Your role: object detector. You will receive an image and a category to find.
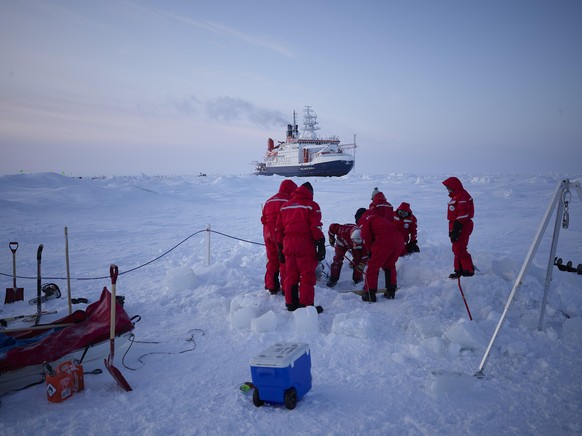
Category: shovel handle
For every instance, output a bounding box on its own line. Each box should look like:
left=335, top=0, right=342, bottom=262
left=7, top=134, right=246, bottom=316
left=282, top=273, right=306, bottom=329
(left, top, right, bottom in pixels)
left=110, top=264, right=118, bottom=285
left=9, top=243, right=18, bottom=288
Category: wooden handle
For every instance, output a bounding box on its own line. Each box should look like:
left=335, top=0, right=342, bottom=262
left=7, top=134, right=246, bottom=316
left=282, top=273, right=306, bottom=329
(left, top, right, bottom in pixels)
left=1, top=323, right=74, bottom=334
left=109, top=264, right=118, bottom=340
left=110, top=264, right=118, bottom=285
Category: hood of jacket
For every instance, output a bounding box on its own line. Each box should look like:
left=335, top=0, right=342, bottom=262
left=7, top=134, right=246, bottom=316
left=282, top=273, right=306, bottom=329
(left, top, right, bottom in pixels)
left=396, top=202, right=411, bottom=213
left=371, top=191, right=387, bottom=206
left=278, top=179, right=297, bottom=196
left=292, top=184, right=314, bottom=201
left=442, top=177, right=463, bottom=195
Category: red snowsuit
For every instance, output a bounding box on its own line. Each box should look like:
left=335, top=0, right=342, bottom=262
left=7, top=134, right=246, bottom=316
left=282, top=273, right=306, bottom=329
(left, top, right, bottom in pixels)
left=327, top=223, right=368, bottom=284
left=369, top=192, right=394, bottom=222
left=393, top=202, right=418, bottom=256
left=276, top=184, right=324, bottom=307
left=261, top=179, right=297, bottom=292
left=442, top=177, right=474, bottom=275
left=357, top=211, right=403, bottom=291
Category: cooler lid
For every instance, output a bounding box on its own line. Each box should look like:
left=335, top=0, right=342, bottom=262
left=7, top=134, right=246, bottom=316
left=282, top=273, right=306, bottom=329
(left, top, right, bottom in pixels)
left=250, top=342, right=309, bottom=368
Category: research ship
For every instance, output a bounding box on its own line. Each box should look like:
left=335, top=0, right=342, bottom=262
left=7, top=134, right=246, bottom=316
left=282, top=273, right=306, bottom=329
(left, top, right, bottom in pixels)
left=253, top=106, right=355, bottom=177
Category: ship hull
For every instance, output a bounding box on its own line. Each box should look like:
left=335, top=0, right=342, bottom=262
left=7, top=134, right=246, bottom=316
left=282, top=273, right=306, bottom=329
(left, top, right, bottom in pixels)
left=257, top=159, right=354, bottom=177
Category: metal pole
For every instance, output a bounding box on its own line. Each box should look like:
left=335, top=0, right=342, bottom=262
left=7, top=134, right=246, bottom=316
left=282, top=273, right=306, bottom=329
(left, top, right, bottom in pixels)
left=538, top=181, right=568, bottom=330
left=206, top=224, right=211, bottom=266
left=475, top=180, right=564, bottom=377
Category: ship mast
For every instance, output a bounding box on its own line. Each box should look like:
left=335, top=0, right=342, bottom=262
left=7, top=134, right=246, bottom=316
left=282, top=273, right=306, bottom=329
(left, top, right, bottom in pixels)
left=300, top=106, right=320, bottom=140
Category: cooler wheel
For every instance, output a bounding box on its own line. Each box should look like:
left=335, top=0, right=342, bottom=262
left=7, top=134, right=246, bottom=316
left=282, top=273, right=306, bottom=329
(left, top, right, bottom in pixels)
left=284, top=387, right=297, bottom=410
left=252, top=388, right=264, bottom=407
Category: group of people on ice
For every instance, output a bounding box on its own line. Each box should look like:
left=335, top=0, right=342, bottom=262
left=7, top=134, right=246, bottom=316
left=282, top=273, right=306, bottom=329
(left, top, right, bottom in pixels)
left=261, top=176, right=474, bottom=313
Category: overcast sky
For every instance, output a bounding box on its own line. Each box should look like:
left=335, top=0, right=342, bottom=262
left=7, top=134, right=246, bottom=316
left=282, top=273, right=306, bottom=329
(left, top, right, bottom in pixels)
left=1, top=0, right=581, bottom=176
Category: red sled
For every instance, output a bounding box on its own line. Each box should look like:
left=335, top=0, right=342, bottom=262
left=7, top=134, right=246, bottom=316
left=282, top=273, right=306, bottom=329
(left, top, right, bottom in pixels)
left=1, top=288, right=136, bottom=396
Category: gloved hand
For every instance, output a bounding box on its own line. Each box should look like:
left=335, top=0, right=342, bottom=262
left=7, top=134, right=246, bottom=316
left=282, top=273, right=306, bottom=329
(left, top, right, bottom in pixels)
left=407, top=241, right=420, bottom=253
left=278, top=244, right=285, bottom=263
left=356, top=262, right=366, bottom=272
left=329, top=234, right=336, bottom=247
left=449, top=221, right=462, bottom=242
left=315, top=238, right=326, bottom=261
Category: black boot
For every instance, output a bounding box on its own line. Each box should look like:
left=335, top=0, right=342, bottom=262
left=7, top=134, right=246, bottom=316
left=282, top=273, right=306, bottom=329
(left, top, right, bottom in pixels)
left=295, top=303, right=324, bottom=314
left=449, top=270, right=462, bottom=279
left=384, top=285, right=396, bottom=299
left=286, top=284, right=300, bottom=311
left=272, top=272, right=281, bottom=294
left=326, top=278, right=337, bottom=287
left=361, top=289, right=377, bottom=302
left=384, top=270, right=391, bottom=290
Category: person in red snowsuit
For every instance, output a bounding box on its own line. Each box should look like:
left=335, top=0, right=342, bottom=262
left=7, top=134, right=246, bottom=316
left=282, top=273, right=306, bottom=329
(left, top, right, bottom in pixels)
left=393, top=202, right=420, bottom=256
left=326, top=223, right=368, bottom=287
left=276, top=182, right=325, bottom=312
left=355, top=207, right=403, bottom=301
left=369, top=187, right=394, bottom=222
left=261, top=179, right=297, bottom=295
left=443, top=176, right=475, bottom=278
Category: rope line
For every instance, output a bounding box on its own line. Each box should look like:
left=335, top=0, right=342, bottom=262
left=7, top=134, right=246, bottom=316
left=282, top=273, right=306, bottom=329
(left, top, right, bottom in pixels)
left=0, top=229, right=265, bottom=282
left=208, top=229, right=265, bottom=246
left=121, top=328, right=205, bottom=371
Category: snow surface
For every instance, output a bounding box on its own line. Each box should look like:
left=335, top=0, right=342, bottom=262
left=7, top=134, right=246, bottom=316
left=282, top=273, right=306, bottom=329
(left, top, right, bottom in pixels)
left=0, top=172, right=581, bottom=435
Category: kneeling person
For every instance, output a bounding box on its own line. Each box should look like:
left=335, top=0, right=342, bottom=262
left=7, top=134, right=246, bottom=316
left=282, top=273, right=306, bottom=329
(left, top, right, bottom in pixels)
left=327, top=223, right=368, bottom=287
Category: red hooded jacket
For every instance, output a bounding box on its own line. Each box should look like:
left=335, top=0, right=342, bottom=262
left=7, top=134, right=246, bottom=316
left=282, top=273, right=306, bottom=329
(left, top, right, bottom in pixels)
left=328, top=223, right=362, bottom=251
left=442, top=177, right=474, bottom=229
left=393, top=202, right=417, bottom=243
left=276, top=184, right=324, bottom=246
left=357, top=213, right=401, bottom=254
left=368, top=192, right=394, bottom=222
left=261, top=179, right=297, bottom=241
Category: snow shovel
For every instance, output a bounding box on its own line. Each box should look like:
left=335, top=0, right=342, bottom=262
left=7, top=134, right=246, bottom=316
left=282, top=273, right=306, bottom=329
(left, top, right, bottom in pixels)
left=5, top=242, right=24, bottom=304
left=104, top=264, right=132, bottom=392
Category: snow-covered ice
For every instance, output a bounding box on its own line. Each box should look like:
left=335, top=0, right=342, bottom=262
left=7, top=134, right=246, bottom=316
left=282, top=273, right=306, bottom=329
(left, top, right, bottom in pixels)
left=0, top=172, right=581, bottom=435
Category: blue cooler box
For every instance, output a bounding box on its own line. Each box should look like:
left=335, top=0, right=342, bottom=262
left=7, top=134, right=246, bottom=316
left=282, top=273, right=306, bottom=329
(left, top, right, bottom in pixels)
left=250, top=342, right=311, bottom=409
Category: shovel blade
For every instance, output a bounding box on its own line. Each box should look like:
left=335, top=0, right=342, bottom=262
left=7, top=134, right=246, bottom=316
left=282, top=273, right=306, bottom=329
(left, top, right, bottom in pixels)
left=14, top=287, right=24, bottom=302
left=104, top=345, right=132, bottom=392
left=104, top=358, right=133, bottom=392
left=4, top=287, right=24, bottom=304
left=4, top=288, right=15, bottom=304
